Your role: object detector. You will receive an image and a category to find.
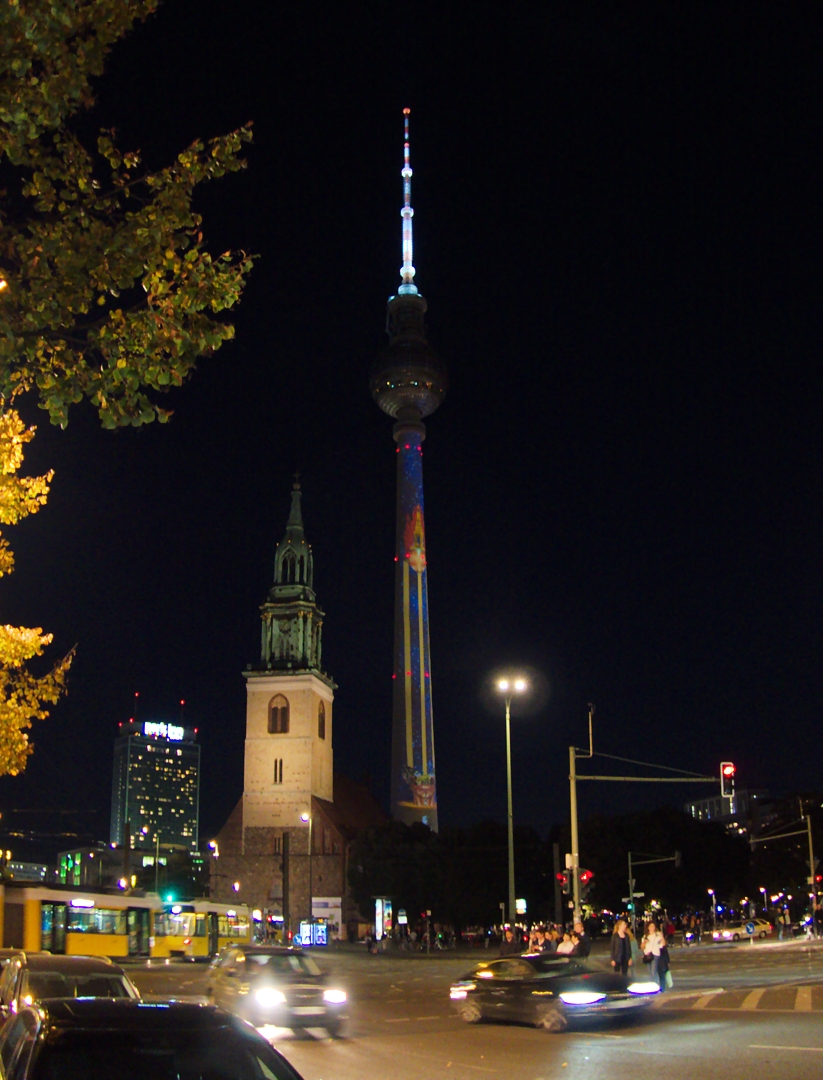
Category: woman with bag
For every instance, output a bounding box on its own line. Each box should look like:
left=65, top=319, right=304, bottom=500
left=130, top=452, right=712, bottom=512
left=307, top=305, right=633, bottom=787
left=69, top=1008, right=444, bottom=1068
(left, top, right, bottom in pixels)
left=641, top=920, right=668, bottom=990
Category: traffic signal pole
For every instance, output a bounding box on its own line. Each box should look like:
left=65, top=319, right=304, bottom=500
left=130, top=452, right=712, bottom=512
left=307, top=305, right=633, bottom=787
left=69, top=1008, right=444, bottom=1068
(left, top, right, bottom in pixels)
left=569, top=743, right=580, bottom=920
left=568, top=704, right=595, bottom=922
left=568, top=707, right=717, bottom=925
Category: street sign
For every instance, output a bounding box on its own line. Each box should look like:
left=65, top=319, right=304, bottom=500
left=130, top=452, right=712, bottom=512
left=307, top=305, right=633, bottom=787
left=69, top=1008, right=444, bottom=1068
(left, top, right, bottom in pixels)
left=621, top=893, right=645, bottom=901
left=565, top=853, right=573, bottom=869
left=745, top=921, right=755, bottom=936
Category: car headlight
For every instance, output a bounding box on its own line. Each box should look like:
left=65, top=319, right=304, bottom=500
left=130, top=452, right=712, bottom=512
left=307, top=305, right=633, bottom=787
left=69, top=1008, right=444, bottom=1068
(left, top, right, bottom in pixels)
left=450, top=988, right=468, bottom=1000
left=558, top=991, right=607, bottom=1005
left=255, top=987, right=286, bottom=1006
left=323, top=989, right=347, bottom=1004
left=628, top=982, right=660, bottom=995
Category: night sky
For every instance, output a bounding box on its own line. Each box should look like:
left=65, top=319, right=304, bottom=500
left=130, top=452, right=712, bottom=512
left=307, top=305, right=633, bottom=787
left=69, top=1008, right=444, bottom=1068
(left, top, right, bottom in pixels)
left=0, top=3, right=819, bottom=848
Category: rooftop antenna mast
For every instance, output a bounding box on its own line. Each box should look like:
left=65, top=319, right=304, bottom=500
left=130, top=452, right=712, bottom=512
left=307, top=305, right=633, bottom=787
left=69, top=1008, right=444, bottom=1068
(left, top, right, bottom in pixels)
left=399, top=108, right=418, bottom=295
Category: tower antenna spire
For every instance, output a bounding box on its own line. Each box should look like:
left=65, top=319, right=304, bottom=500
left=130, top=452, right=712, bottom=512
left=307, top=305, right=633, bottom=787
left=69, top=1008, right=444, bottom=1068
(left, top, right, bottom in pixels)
left=399, top=107, right=418, bottom=295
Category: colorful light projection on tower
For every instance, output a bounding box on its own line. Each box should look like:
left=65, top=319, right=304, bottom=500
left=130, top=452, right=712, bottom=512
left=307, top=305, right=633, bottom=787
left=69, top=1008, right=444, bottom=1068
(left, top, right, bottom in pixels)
left=394, top=428, right=435, bottom=816
left=369, top=109, right=448, bottom=830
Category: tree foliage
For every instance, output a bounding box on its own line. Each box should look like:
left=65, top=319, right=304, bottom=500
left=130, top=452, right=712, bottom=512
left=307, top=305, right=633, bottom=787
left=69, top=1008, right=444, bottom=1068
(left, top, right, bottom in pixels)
left=0, top=409, right=72, bottom=776
left=0, top=1, right=252, bottom=776
left=0, top=0, right=254, bottom=428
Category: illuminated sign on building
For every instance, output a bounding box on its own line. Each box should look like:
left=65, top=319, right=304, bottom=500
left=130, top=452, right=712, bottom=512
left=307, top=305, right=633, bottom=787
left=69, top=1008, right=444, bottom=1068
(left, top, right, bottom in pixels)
left=143, top=722, right=184, bottom=741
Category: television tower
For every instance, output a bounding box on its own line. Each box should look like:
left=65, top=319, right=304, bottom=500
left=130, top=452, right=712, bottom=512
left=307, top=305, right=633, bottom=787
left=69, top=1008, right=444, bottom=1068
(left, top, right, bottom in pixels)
left=369, top=109, right=447, bottom=830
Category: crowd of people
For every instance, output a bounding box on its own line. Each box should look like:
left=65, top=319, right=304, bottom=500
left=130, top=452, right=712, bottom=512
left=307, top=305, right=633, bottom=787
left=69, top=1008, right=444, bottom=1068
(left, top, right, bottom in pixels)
left=500, top=917, right=673, bottom=992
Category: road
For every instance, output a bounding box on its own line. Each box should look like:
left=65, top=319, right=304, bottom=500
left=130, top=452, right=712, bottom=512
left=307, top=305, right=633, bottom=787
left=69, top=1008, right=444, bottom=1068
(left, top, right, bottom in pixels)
left=130, top=938, right=823, bottom=1079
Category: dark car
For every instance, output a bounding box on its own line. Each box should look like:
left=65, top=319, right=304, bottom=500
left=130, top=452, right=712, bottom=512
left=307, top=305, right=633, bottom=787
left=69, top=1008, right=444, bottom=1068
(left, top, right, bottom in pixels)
left=0, top=954, right=140, bottom=1019
left=0, top=999, right=306, bottom=1080
left=207, top=945, right=347, bottom=1035
left=449, top=953, right=659, bottom=1032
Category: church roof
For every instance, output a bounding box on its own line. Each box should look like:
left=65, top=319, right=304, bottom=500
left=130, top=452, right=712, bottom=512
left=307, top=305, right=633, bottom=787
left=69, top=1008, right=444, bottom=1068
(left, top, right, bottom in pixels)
left=314, top=773, right=386, bottom=840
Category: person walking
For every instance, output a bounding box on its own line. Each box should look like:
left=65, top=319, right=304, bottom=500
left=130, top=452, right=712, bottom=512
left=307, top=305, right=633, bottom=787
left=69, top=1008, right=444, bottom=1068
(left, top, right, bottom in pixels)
left=641, top=920, right=668, bottom=990
left=777, top=907, right=791, bottom=941
left=610, top=919, right=633, bottom=977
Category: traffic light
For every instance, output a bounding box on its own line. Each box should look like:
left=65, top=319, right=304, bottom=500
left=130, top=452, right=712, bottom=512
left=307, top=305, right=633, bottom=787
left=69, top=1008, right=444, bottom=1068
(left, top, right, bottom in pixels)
left=556, top=871, right=570, bottom=895
left=579, top=869, right=594, bottom=900
left=720, top=762, right=735, bottom=798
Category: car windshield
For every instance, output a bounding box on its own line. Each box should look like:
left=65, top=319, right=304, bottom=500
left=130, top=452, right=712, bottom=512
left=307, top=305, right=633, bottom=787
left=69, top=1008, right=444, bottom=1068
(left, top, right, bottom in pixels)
left=244, top=954, right=321, bottom=977
left=525, top=956, right=590, bottom=978
left=27, top=974, right=135, bottom=1000
left=35, top=1029, right=301, bottom=1080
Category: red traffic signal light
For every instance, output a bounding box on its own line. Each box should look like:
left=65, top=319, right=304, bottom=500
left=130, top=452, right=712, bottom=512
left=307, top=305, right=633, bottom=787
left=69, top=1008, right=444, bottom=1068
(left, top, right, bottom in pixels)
left=720, top=761, right=735, bottom=797
left=815, top=874, right=822, bottom=885
left=556, top=872, right=570, bottom=894
left=579, top=869, right=594, bottom=885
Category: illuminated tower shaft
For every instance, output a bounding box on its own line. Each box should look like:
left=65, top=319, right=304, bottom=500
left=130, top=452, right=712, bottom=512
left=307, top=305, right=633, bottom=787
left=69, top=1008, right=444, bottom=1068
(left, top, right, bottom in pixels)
left=370, top=110, right=447, bottom=830
left=392, top=415, right=436, bottom=827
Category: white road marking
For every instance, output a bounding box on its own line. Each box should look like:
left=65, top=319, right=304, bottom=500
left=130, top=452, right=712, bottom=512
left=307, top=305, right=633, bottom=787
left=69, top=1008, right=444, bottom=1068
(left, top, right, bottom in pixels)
left=692, top=992, right=722, bottom=1009
left=750, top=1045, right=823, bottom=1053
left=740, top=988, right=766, bottom=1010
left=794, top=986, right=812, bottom=1011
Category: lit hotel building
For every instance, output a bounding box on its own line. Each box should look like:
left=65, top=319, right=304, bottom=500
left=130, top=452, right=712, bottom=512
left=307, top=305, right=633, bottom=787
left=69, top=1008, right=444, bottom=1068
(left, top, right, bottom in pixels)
left=110, top=719, right=201, bottom=852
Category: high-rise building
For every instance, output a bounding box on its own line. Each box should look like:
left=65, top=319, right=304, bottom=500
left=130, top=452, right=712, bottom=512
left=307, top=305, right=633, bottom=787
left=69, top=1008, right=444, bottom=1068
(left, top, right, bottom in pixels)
left=110, top=718, right=200, bottom=852
left=369, top=109, right=447, bottom=830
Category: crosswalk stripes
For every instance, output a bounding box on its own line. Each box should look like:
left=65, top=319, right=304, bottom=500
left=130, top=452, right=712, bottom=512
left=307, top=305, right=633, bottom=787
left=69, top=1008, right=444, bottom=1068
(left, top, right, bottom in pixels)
left=662, top=984, right=822, bottom=1014
left=740, top=988, right=766, bottom=1010
left=795, top=986, right=812, bottom=1011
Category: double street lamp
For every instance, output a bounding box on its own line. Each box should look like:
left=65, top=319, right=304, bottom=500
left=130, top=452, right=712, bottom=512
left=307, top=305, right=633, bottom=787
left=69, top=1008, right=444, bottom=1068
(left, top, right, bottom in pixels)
left=497, top=678, right=527, bottom=926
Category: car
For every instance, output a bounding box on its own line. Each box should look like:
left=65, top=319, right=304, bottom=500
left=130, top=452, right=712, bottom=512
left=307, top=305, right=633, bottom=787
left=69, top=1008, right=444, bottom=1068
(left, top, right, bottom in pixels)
left=207, top=945, right=348, bottom=1035
left=449, top=953, right=659, bottom=1032
left=0, top=954, right=140, bottom=1019
left=711, top=919, right=772, bottom=941
left=0, top=999, right=306, bottom=1080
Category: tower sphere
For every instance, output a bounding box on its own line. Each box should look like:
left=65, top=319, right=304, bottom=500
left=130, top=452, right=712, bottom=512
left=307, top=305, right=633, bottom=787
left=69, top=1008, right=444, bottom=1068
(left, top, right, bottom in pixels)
left=369, top=293, right=447, bottom=419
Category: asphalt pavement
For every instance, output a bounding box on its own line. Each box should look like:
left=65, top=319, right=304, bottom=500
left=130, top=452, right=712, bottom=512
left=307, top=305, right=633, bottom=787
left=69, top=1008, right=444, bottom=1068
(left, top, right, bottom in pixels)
left=129, top=937, right=823, bottom=1080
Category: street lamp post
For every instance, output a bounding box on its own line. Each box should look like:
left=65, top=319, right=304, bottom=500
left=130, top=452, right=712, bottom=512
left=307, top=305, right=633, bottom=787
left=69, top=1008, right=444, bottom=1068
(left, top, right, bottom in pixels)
left=301, top=811, right=313, bottom=935
left=759, top=887, right=767, bottom=917
left=708, top=889, right=716, bottom=926
left=497, top=678, right=526, bottom=927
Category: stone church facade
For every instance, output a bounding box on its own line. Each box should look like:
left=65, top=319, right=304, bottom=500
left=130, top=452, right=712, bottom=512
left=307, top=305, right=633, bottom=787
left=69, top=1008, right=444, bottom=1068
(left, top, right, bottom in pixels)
left=210, top=484, right=383, bottom=938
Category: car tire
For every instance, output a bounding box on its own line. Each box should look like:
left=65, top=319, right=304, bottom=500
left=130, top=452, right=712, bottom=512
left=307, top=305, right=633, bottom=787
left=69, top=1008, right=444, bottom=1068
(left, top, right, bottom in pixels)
left=759, top=931, right=767, bottom=939
left=538, top=1006, right=568, bottom=1033
left=459, top=1002, right=482, bottom=1024
left=325, top=1019, right=346, bottom=1039
left=732, top=933, right=740, bottom=941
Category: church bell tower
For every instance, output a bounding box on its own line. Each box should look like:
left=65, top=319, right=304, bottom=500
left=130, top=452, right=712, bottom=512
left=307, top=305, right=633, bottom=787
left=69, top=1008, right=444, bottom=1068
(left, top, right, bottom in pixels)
left=241, top=483, right=335, bottom=844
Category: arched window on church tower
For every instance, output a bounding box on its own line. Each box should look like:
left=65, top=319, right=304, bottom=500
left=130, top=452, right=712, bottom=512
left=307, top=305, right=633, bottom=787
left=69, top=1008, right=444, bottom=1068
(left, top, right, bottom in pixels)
left=268, top=694, right=289, bottom=734
left=299, top=555, right=305, bottom=582
left=318, top=700, right=326, bottom=740
left=282, top=551, right=296, bottom=583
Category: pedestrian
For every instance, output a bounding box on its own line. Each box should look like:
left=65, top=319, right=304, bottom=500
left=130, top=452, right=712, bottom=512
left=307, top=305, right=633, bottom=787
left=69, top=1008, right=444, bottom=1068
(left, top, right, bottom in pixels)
left=543, top=927, right=559, bottom=952
left=641, top=920, right=668, bottom=990
left=610, top=919, right=633, bottom=977
left=777, top=907, right=790, bottom=941
left=573, top=920, right=591, bottom=958
left=499, top=926, right=522, bottom=957
left=556, top=932, right=575, bottom=955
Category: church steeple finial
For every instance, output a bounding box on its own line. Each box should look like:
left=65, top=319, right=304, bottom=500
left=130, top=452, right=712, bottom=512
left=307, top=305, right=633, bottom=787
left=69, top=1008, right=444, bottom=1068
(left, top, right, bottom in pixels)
left=286, top=473, right=304, bottom=535
left=399, top=107, right=418, bottom=296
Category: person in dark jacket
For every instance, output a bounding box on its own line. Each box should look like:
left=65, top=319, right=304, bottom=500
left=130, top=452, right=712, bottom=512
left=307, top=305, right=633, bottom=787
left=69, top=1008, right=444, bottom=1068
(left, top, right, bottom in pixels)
left=610, top=919, right=633, bottom=977
left=573, top=921, right=591, bottom=958
left=498, top=927, right=522, bottom=956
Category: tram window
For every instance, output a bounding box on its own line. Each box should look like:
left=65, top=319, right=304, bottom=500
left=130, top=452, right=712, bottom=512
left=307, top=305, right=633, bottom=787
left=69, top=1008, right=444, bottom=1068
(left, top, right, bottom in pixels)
left=67, top=908, right=126, bottom=935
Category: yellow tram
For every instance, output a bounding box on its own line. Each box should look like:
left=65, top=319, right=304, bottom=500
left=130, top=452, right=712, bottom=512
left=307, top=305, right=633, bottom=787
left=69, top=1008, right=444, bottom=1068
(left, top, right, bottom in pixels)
left=0, top=885, right=251, bottom=960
